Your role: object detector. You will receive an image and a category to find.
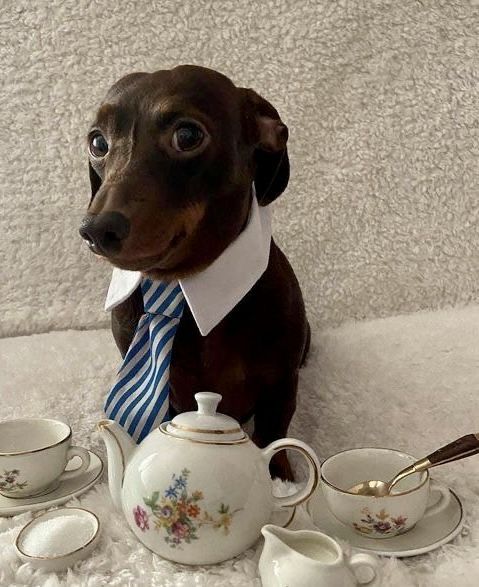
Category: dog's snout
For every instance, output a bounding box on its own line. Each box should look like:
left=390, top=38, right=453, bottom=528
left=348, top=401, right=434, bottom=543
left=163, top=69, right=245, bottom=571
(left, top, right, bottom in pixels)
left=79, top=211, right=130, bottom=256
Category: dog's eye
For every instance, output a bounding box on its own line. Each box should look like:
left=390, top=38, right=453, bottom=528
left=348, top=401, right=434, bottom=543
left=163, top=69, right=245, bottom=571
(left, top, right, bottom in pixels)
left=172, top=124, right=204, bottom=152
left=89, top=133, right=109, bottom=158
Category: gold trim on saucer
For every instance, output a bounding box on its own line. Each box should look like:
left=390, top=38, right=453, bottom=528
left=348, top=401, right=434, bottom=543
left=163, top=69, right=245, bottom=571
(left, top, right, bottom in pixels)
left=0, top=450, right=104, bottom=517
left=305, top=488, right=464, bottom=558
left=168, top=422, right=242, bottom=435
left=2, top=480, right=61, bottom=500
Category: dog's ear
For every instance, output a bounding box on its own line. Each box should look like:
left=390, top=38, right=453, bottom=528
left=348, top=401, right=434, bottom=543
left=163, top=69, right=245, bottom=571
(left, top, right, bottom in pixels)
left=89, top=162, right=102, bottom=204
left=240, top=88, right=289, bottom=205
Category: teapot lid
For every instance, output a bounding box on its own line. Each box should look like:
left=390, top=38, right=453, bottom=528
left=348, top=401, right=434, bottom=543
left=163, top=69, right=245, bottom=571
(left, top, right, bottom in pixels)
left=165, top=392, right=246, bottom=443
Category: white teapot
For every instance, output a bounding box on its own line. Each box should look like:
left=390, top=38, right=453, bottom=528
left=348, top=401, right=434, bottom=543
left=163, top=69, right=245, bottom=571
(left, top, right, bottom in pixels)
left=98, top=392, right=320, bottom=565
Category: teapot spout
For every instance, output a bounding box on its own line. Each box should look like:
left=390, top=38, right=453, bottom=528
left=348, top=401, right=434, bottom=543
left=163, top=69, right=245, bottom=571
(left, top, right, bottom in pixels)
left=97, top=419, right=135, bottom=510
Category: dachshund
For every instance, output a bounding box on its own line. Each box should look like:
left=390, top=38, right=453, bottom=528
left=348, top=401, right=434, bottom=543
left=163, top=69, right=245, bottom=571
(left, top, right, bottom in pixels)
left=80, top=65, right=309, bottom=480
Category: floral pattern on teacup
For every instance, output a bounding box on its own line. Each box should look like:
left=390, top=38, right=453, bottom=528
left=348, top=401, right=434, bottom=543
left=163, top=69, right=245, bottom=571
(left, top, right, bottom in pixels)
left=135, top=468, right=240, bottom=548
left=0, top=469, right=27, bottom=493
left=353, top=507, right=408, bottom=535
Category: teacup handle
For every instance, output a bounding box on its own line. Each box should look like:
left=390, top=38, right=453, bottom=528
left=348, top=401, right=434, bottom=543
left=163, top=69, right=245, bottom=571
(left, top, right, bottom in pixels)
left=348, top=553, right=381, bottom=586
left=59, top=446, right=91, bottom=481
left=261, top=438, right=320, bottom=509
left=423, top=480, right=451, bottom=518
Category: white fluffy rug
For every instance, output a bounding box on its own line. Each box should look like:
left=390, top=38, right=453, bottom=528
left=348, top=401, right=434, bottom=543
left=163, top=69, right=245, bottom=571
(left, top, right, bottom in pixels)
left=2, top=305, right=479, bottom=585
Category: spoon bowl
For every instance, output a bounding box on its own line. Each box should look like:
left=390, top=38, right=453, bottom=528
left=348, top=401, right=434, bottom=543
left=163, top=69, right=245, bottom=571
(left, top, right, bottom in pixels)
left=348, top=479, right=392, bottom=497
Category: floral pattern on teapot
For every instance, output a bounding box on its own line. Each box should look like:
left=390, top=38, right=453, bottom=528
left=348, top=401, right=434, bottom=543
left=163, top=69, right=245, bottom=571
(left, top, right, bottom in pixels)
left=134, top=468, right=241, bottom=548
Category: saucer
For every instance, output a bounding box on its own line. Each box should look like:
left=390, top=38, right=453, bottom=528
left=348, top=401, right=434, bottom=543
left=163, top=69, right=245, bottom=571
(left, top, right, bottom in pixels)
left=0, top=450, right=103, bottom=517
left=306, top=485, right=465, bottom=558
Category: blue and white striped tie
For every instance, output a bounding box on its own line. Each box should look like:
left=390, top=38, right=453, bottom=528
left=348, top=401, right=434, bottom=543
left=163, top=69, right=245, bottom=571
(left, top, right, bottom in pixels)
left=104, top=278, right=185, bottom=443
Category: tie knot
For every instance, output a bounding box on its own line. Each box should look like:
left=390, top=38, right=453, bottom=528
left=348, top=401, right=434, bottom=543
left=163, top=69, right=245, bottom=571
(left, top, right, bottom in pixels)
left=141, top=278, right=185, bottom=319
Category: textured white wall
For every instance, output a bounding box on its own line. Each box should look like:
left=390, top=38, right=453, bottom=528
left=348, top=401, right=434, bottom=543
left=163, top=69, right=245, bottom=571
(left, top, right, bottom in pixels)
left=1, top=0, right=479, bottom=337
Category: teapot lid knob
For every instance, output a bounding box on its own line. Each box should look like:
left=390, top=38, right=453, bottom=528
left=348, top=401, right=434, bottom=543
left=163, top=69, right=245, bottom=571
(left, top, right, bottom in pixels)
left=195, top=392, right=222, bottom=416
left=165, top=391, right=245, bottom=442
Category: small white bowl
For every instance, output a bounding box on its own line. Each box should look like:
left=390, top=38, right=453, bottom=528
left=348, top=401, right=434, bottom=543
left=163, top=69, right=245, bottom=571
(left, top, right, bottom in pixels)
left=15, top=507, right=100, bottom=572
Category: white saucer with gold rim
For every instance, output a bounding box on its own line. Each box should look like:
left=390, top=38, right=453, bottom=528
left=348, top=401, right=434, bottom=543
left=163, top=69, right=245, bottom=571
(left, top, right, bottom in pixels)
left=0, top=450, right=103, bottom=517
left=306, top=485, right=465, bottom=558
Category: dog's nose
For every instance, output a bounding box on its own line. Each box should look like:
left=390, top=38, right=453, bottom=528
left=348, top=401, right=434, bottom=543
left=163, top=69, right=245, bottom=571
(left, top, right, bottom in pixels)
left=79, top=211, right=130, bottom=255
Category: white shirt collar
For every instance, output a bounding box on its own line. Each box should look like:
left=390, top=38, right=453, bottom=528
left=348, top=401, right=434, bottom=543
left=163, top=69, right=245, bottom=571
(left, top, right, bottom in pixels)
left=105, top=186, right=272, bottom=336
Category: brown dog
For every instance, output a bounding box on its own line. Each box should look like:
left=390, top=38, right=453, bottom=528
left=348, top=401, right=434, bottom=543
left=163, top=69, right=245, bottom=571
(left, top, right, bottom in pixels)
left=80, top=65, right=309, bottom=480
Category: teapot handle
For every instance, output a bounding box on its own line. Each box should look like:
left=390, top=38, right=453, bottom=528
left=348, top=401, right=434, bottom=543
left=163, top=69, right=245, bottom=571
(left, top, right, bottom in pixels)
left=261, top=439, right=320, bottom=509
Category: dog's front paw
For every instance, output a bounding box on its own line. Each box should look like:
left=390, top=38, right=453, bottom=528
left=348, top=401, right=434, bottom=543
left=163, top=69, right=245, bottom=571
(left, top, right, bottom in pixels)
left=269, top=452, right=295, bottom=481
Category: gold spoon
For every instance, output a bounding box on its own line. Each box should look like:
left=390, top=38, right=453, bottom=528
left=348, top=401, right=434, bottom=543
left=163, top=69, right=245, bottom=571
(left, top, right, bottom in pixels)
left=348, top=433, right=479, bottom=497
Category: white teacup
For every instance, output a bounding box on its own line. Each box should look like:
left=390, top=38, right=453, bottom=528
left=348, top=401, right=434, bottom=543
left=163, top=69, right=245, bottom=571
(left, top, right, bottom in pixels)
left=0, top=419, right=90, bottom=498
left=321, top=448, right=450, bottom=539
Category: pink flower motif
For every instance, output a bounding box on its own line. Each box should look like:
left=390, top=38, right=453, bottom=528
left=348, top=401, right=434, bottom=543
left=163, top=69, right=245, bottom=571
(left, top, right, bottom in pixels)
left=392, top=515, right=408, bottom=528
left=133, top=505, right=149, bottom=531
left=373, top=521, right=392, bottom=533
left=171, top=521, right=190, bottom=539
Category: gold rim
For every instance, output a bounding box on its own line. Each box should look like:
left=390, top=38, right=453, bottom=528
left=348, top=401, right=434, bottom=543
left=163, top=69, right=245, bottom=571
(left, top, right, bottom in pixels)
left=15, top=507, right=100, bottom=560
left=301, top=449, right=320, bottom=505
left=0, top=419, right=72, bottom=456
left=98, top=420, right=126, bottom=481
left=168, top=422, right=242, bottom=435
left=277, top=445, right=319, bottom=507
left=1, top=480, right=61, bottom=500
left=159, top=424, right=248, bottom=445
left=321, top=447, right=429, bottom=497
left=282, top=506, right=297, bottom=528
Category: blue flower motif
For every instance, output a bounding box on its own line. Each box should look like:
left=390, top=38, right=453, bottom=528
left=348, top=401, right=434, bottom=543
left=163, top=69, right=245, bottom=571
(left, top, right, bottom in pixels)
left=175, top=477, right=187, bottom=490
left=165, top=487, right=177, bottom=499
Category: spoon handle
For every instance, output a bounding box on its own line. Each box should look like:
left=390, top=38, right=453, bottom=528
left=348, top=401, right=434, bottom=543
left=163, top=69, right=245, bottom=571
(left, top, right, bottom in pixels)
left=426, top=433, right=479, bottom=467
